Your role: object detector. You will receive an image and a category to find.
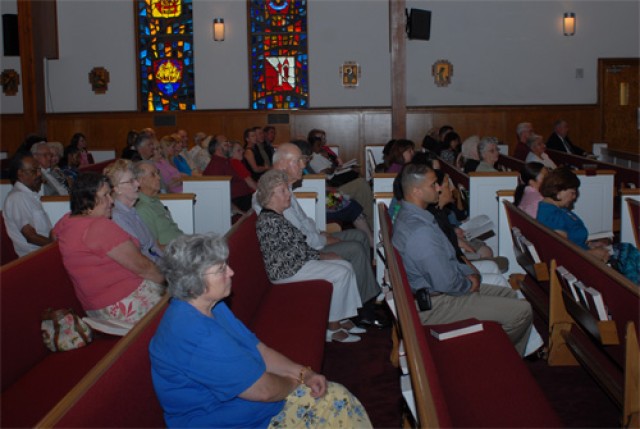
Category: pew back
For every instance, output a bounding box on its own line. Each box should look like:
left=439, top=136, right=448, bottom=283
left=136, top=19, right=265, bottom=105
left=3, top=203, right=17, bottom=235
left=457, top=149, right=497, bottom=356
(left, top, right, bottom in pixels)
left=0, top=243, right=84, bottom=390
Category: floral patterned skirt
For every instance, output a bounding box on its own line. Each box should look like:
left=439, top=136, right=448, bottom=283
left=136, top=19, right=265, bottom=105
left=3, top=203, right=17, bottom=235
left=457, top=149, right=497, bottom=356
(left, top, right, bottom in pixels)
left=268, top=382, right=372, bottom=428
left=86, top=279, right=165, bottom=326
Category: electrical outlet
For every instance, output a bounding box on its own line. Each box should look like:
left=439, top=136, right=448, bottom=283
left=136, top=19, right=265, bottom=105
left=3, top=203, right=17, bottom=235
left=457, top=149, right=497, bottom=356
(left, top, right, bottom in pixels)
left=575, top=68, right=584, bottom=79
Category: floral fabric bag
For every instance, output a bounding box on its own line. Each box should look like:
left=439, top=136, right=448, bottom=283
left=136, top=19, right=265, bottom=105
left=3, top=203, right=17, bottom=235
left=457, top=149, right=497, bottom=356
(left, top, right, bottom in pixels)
left=41, top=308, right=93, bottom=352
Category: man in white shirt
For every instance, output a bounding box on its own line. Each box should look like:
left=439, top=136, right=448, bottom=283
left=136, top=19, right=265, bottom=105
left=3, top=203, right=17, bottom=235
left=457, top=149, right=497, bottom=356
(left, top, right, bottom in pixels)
left=31, top=141, right=68, bottom=196
left=3, top=153, right=53, bottom=256
left=253, top=143, right=387, bottom=328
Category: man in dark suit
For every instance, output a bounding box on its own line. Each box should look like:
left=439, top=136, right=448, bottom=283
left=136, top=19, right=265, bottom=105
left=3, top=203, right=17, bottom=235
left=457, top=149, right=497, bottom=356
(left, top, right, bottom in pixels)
left=546, top=119, right=588, bottom=156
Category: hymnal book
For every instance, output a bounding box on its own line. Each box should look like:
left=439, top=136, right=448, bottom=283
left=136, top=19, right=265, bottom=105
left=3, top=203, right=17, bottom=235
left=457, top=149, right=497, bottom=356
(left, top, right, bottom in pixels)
left=430, top=318, right=484, bottom=341
left=520, top=237, right=541, bottom=264
left=584, top=286, right=608, bottom=321
left=511, top=227, right=525, bottom=253
left=573, top=281, right=591, bottom=309
left=82, top=317, right=134, bottom=336
left=460, top=215, right=495, bottom=241
left=308, top=152, right=333, bottom=173
left=587, top=231, right=614, bottom=242
left=556, top=266, right=580, bottom=302
left=340, top=158, right=359, bottom=169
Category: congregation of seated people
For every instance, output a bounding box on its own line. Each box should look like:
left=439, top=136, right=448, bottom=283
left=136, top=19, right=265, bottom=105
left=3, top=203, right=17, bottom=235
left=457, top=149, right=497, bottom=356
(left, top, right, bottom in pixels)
left=3, top=117, right=629, bottom=427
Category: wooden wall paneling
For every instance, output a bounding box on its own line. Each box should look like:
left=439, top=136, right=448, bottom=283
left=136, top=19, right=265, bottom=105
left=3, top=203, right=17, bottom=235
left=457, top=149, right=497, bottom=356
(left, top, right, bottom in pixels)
left=0, top=115, right=27, bottom=154
left=291, top=112, right=361, bottom=163
left=0, top=105, right=603, bottom=159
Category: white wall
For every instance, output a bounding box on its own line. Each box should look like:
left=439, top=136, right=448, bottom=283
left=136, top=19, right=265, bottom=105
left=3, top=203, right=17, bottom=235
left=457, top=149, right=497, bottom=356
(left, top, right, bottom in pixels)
left=45, top=0, right=137, bottom=113
left=308, top=0, right=391, bottom=107
left=2, top=0, right=638, bottom=113
left=406, top=0, right=639, bottom=106
left=193, top=0, right=249, bottom=109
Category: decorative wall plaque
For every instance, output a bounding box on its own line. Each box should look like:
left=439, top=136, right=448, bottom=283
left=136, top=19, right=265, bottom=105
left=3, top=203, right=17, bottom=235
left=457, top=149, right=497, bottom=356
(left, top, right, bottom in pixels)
left=432, top=60, right=453, bottom=87
left=340, top=61, right=360, bottom=88
left=89, top=67, right=110, bottom=94
left=1, top=69, right=20, bottom=96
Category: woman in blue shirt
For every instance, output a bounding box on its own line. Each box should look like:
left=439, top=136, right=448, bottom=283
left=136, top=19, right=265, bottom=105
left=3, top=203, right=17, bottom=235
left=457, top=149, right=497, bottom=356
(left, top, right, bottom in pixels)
left=536, top=167, right=610, bottom=263
left=149, top=233, right=371, bottom=428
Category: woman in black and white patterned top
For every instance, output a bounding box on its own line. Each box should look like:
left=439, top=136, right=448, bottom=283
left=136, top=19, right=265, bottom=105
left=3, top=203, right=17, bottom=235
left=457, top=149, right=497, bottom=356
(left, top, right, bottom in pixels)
left=256, top=169, right=364, bottom=343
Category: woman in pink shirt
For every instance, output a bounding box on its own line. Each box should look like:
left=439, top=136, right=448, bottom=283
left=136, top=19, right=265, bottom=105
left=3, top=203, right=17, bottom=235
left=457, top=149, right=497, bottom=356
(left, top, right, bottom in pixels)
left=54, top=172, right=165, bottom=333
left=154, top=137, right=185, bottom=193
left=514, top=162, right=548, bottom=219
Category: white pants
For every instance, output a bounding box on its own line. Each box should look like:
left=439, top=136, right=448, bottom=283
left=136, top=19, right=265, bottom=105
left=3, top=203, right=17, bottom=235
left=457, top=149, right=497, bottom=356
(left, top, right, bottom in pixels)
left=474, top=260, right=544, bottom=356
left=273, top=259, right=362, bottom=322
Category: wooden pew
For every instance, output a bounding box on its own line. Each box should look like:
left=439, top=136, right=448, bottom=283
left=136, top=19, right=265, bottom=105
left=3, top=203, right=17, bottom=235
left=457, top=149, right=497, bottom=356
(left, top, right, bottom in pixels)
left=78, top=159, right=116, bottom=174
left=548, top=259, right=640, bottom=422
left=182, top=176, right=231, bottom=235
left=620, top=188, right=640, bottom=247
left=364, top=144, right=385, bottom=181
left=503, top=200, right=640, bottom=415
left=378, top=202, right=562, bottom=428
left=35, top=296, right=170, bottom=428
left=498, top=153, right=526, bottom=172
left=547, top=149, right=639, bottom=190
left=88, top=150, right=116, bottom=163
left=0, top=179, right=12, bottom=209
left=437, top=159, right=520, bottom=257
left=373, top=191, right=393, bottom=286
left=0, top=210, right=19, bottom=266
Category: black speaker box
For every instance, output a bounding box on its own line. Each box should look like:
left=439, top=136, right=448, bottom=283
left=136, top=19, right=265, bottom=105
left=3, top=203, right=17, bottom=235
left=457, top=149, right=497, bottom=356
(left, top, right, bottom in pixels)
left=3, top=14, right=19, bottom=56
left=407, top=8, right=431, bottom=41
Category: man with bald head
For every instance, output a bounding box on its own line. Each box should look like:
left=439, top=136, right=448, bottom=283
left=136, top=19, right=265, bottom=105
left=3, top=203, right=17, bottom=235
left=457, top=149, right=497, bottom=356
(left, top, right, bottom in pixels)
left=254, top=143, right=385, bottom=328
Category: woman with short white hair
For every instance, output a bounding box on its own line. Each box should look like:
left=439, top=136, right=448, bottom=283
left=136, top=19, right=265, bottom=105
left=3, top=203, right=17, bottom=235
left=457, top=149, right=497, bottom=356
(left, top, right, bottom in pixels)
left=255, top=169, right=364, bottom=343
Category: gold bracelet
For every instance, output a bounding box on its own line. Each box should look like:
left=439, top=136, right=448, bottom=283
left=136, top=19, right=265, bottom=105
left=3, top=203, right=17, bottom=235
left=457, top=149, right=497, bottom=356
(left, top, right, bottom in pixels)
left=297, top=366, right=311, bottom=384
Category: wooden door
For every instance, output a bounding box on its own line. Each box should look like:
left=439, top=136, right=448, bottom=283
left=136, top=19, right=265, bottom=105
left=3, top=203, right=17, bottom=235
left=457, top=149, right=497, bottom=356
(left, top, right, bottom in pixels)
left=599, top=58, right=639, bottom=154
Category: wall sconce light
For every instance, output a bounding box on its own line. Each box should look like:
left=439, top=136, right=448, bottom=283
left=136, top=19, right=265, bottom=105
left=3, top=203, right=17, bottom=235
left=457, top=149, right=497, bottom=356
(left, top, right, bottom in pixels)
left=563, top=12, right=576, bottom=36
left=213, top=18, right=225, bottom=41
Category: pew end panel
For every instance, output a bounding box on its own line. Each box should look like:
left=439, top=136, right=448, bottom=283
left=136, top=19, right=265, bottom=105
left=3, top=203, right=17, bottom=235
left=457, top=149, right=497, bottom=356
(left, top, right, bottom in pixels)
left=41, top=196, right=71, bottom=226
left=623, top=322, right=639, bottom=429
left=292, top=191, right=317, bottom=224
left=183, top=176, right=231, bottom=235
left=468, top=171, right=519, bottom=255
left=299, top=174, right=326, bottom=231
left=157, top=192, right=196, bottom=234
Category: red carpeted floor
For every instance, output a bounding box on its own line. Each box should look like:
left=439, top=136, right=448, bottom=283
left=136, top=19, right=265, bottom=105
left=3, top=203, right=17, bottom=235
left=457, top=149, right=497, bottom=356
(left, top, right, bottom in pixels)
left=322, top=304, right=621, bottom=428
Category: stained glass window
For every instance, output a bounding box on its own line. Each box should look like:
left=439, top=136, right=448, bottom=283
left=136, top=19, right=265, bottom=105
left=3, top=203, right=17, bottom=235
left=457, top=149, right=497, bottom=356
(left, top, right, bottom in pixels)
left=137, top=0, right=195, bottom=111
left=249, top=0, right=308, bottom=110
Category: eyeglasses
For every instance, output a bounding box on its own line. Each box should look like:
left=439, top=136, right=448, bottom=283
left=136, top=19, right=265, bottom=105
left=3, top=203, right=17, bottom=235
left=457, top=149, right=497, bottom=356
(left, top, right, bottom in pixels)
left=206, top=261, right=229, bottom=276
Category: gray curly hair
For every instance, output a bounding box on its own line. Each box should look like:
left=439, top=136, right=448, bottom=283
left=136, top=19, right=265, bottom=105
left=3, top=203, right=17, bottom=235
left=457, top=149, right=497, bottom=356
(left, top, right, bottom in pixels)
left=158, top=233, right=229, bottom=300
left=256, top=169, right=289, bottom=208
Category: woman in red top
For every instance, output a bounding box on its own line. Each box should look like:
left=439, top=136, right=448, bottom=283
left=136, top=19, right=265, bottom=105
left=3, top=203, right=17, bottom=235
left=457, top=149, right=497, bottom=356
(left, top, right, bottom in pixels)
left=54, top=172, right=165, bottom=334
left=230, top=141, right=257, bottom=191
